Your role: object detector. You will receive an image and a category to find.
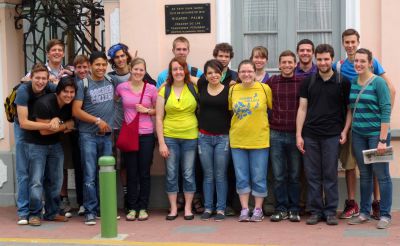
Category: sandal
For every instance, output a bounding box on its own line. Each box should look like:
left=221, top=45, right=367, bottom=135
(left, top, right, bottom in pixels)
left=126, top=210, right=136, bottom=221
left=138, top=210, right=149, bottom=221
left=192, top=197, right=205, bottom=214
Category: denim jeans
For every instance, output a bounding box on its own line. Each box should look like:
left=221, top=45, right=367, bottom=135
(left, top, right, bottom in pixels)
left=164, top=137, right=197, bottom=193
left=80, top=132, right=113, bottom=216
left=270, top=130, right=301, bottom=212
left=122, top=134, right=155, bottom=211
left=231, top=148, right=269, bottom=197
left=303, top=135, right=340, bottom=217
left=26, top=143, right=64, bottom=219
left=352, top=132, right=392, bottom=219
left=14, top=123, right=30, bottom=218
left=198, top=133, right=230, bottom=211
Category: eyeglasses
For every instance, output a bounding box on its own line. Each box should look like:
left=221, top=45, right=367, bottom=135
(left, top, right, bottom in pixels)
left=239, top=70, right=255, bottom=74
left=172, top=67, right=184, bottom=72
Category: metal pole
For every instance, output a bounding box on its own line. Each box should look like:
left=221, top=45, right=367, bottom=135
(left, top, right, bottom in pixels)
left=98, top=156, right=117, bottom=238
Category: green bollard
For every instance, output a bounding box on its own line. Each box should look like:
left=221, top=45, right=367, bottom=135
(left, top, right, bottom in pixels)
left=98, top=156, right=117, bottom=238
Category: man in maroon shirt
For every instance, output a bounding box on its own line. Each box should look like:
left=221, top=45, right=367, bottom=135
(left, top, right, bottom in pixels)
left=267, top=50, right=305, bottom=222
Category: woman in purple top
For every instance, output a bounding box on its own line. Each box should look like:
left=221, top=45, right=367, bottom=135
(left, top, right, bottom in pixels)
left=250, top=46, right=270, bottom=83
left=115, top=57, right=158, bottom=221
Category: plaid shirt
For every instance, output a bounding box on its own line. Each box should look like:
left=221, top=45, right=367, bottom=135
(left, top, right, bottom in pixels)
left=266, top=74, right=306, bottom=132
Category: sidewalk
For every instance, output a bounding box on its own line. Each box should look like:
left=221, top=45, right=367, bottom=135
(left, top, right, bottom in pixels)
left=0, top=206, right=399, bottom=246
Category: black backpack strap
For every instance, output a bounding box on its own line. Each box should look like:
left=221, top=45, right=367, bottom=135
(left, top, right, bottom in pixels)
left=164, top=84, right=171, bottom=105
left=307, top=73, right=317, bottom=96
left=186, top=82, right=199, bottom=103
left=190, top=66, right=198, bottom=77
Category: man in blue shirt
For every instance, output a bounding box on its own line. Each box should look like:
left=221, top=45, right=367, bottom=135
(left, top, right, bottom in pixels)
left=156, top=36, right=203, bottom=88
left=333, top=28, right=396, bottom=221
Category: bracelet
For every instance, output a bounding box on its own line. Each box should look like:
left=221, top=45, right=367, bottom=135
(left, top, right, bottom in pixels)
left=147, top=108, right=151, bottom=114
left=95, top=117, right=101, bottom=125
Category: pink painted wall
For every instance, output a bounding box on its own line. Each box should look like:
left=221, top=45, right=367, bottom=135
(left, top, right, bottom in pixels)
left=108, top=0, right=217, bottom=79
left=0, top=3, right=25, bottom=151
left=361, top=0, right=400, bottom=175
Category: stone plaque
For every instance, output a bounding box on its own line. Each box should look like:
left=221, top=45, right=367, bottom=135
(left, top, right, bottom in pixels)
left=165, top=4, right=211, bottom=34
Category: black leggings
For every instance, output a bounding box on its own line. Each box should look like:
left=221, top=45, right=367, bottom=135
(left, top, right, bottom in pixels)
left=123, top=134, right=155, bottom=211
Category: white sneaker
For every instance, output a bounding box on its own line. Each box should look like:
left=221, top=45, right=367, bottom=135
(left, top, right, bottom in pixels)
left=64, top=212, right=72, bottom=218
left=78, top=205, right=85, bottom=216
left=17, top=217, right=28, bottom=225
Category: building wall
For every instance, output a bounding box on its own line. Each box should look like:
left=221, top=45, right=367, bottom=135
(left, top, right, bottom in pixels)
left=105, top=0, right=217, bottom=79
left=0, top=0, right=25, bottom=206
left=361, top=0, right=400, bottom=176
left=0, top=1, right=24, bottom=152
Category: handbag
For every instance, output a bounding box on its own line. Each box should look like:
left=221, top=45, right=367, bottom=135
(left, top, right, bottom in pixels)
left=116, top=82, right=147, bottom=152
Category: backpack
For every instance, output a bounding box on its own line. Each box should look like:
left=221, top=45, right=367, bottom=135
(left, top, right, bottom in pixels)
left=190, top=67, right=199, bottom=77
left=83, top=74, right=115, bottom=95
left=4, top=82, right=23, bottom=123
left=164, top=83, right=199, bottom=117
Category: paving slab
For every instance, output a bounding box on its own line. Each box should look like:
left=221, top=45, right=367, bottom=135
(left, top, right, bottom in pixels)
left=0, top=207, right=400, bottom=245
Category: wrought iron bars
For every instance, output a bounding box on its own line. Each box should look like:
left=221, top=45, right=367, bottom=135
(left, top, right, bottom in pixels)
left=14, top=0, right=105, bottom=73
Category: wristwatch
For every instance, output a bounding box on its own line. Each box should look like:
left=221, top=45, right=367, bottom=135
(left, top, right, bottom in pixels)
left=379, top=139, right=387, bottom=144
left=95, top=117, right=101, bottom=125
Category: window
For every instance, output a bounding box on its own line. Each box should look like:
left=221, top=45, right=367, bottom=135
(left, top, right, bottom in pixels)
left=231, top=0, right=345, bottom=70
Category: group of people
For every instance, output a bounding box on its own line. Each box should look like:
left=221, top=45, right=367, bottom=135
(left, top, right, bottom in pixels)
left=13, top=28, right=395, bottom=230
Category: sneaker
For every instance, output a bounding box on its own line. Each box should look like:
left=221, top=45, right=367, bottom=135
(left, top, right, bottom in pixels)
left=238, top=208, right=250, bottom=222
left=17, top=217, right=28, bottom=225
left=126, top=210, right=136, bottom=221
left=45, top=214, right=68, bottom=222
left=306, top=214, right=322, bottom=225
left=201, top=210, right=212, bottom=221
left=60, top=196, right=71, bottom=213
left=326, top=215, right=339, bottom=225
left=289, top=211, right=301, bottom=222
left=340, top=200, right=359, bottom=219
left=63, top=211, right=72, bottom=218
left=372, top=200, right=380, bottom=220
left=214, top=211, right=225, bottom=222
left=250, top=208, right=264, bottom=222
left=377, top=217, right=391, bottom=229
left=270, top=211, right=288, bottom=222
left=348, top=214, right=369, bottom=225
left=85, top=214, right=96, bottom=225
left=138, top=210, right=149, bottom=221
left=28, top=216, right=41, bottom=226
left=78, top=205, right=85, bottom=216
left=225, top=206, right=236, bottom=216
left=96, top=213, right=121, bottom=220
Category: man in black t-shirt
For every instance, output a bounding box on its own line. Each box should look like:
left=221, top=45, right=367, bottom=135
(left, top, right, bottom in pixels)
left=296, top=44, right=351, bottom=226
left=25, top=77, right=76, bottom=226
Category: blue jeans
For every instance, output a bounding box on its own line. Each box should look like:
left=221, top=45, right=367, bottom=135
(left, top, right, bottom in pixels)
left=26, top=143, right=64, bottom=219
left=231, top=148, right=269, bottom=197
left=352, top=132, right=392, bottom=219
left=198, top=133, right=230, bottom=211
left=270, top=130, right=301, bottom=212
left=14, top=123, right=30, bottom=218
left=80, top=132, right=113, bottom=216
left=164, top=137, right=197, bottom=193
left=303, top=135, right=340, bottom=217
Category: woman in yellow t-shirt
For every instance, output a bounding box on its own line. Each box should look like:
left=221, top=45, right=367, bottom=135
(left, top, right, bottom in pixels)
left=229, top=59, right=272, bottom=222
left=155, top=57, right=198, bottom=221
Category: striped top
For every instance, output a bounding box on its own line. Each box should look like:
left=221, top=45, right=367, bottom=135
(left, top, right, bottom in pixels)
left=350, top=76, right=391, bottom=136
